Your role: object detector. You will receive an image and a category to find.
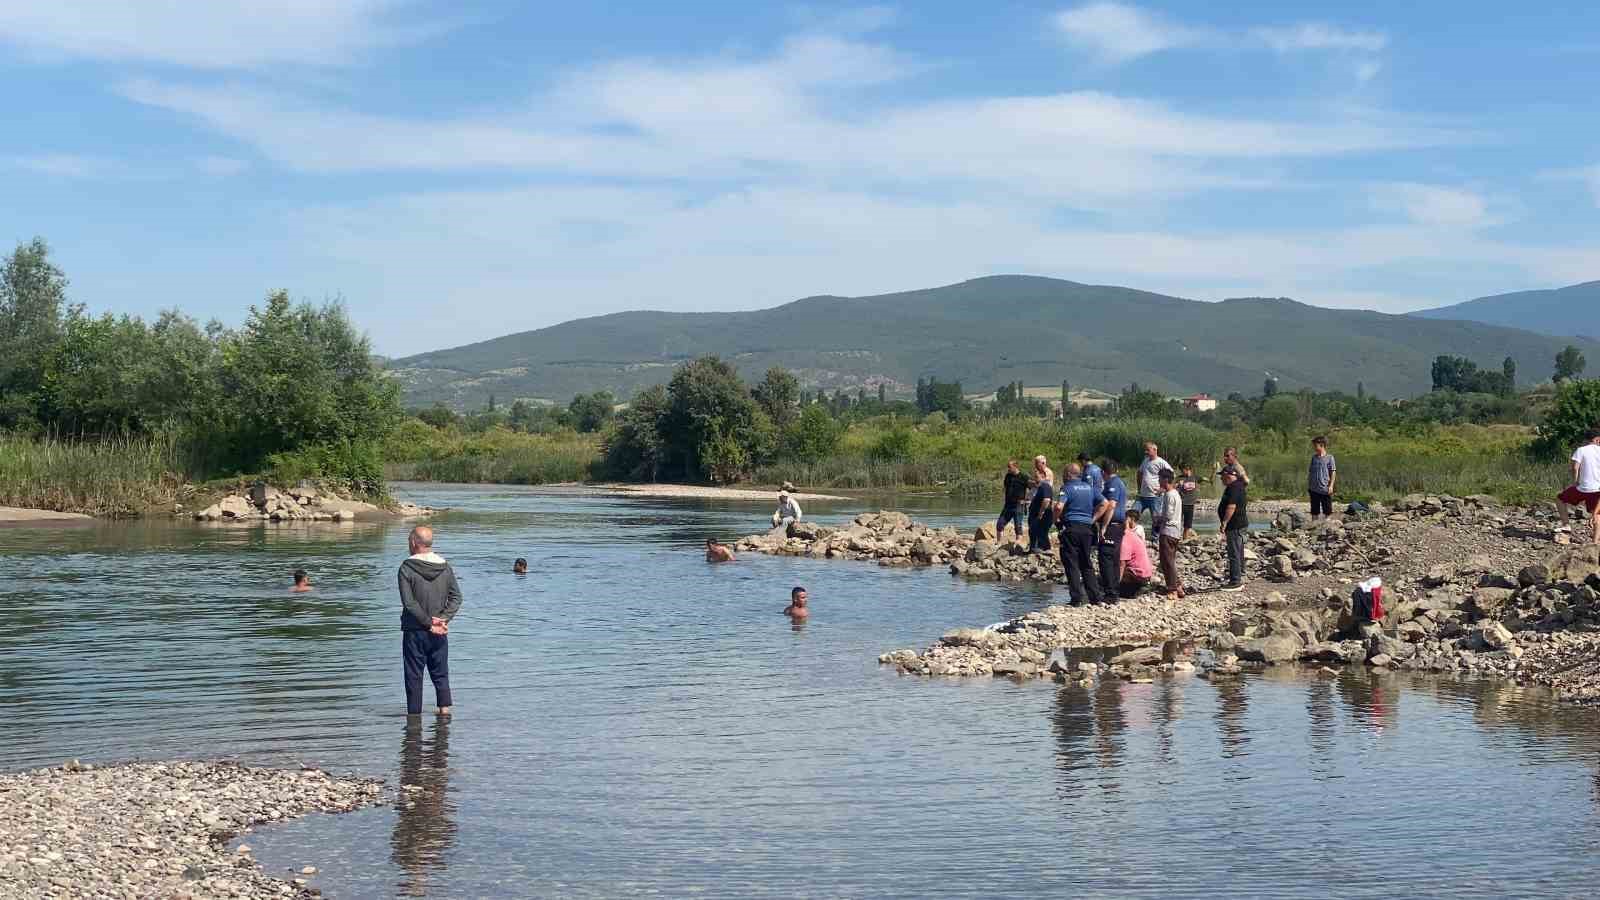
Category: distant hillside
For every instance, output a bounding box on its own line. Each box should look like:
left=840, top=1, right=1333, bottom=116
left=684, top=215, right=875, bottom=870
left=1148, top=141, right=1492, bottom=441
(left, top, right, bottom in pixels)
left=389, top=275, right=1600, bottom=409
left=1412, top=281, right=1600, bottom=340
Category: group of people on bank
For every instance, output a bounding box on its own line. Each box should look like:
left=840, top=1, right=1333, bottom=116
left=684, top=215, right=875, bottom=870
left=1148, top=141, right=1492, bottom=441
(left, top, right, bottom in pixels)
left=999, top=441, right=1310, bottom=604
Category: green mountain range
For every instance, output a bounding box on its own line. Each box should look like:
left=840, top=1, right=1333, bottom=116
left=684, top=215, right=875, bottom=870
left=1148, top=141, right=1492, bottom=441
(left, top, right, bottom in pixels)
left=389, top=275, right=1599, bottom=409
left=1410, top=280, right=1600, bottom=339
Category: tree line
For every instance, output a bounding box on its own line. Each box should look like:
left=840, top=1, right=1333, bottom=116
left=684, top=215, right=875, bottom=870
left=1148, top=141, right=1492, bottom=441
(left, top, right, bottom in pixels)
left=0, top=238, right=401, bottom=490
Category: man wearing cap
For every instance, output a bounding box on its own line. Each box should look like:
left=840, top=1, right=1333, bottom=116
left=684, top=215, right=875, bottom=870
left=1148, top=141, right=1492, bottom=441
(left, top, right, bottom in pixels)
left=1217, top=466, right=1249, bottom=591
left=771, top=491, right=802, bottom=528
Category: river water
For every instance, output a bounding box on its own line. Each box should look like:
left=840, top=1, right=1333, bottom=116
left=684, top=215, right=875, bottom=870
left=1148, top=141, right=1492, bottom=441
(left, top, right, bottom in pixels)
left=3, top=484, right=1599, bottom=898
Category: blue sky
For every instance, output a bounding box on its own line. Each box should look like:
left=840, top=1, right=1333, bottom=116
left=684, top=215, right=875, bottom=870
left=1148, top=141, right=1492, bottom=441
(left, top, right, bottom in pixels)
left=3, top=2, right=1599, bottom=356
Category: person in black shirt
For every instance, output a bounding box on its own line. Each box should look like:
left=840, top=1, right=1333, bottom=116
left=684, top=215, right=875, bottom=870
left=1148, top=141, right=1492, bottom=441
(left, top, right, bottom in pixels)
left=1217, top=466, right=1249, bottom=591
left=998, top=459, right=1029, bottom=541
left=1028, top=473, right=1055, bottom=553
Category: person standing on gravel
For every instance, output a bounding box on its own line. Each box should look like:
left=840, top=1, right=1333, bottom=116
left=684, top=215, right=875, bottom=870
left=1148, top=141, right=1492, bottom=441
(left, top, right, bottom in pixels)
left=1220, top=446, right=1250, bottom=485
left=1176, top=463, right=1200, bottom=539
left=998, top=460, right=1029, bottom=541
left=1136, top=442, right=1174, bottom=529
left=1308, top=436, right=1337, bottom=521
left=1557, top=428, right=1600, bottom=545
left=1056, top=462, right=1104, bottom=606
left=1028, top=456, right=1055, bottom=553
left=1217, top=467, right=1249, bottom=592
left=1094, top=458, right=1129, bottom=601
left=1157, top=470, right=1185, bottom=600
left=399, top=525, right=463, bottom=717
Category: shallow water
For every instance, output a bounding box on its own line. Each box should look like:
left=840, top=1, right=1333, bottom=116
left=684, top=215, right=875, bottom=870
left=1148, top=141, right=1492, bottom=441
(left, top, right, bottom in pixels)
left=3, top=484, right=1599, bottom=898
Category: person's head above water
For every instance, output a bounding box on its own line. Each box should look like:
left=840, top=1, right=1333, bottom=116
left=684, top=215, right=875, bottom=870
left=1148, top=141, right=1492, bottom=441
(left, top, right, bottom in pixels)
left=408, top=525, right=434, bottom=555
left=790, top=586, right=808, bottom=606
left=513, top=557, right=528, bottom=574
left=291, top=569, right=310, bottom=591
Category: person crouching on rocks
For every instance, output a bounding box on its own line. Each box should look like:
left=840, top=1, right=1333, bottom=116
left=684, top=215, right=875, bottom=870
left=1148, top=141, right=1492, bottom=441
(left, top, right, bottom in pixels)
left=705, top=539, right=736, bottom=562
left=1157, top=470, right=1185, bottom=600
left=784, top=586, right=809, bottom=621
left=772, top=491, right=802, bottom=529
left=399, top=526, right=463, bottom=717
left=1118, top=522, right=1154, bottom=598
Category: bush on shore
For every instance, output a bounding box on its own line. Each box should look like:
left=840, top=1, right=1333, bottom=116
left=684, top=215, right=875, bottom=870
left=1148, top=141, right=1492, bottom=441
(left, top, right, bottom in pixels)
left=0, top=433, right=188, bottom=517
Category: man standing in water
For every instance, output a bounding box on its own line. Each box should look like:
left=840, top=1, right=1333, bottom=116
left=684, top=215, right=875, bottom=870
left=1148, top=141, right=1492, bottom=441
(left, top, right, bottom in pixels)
left=784, top=586, right=809, bottom=621
left=290, top=569, right=312, bottom=593
left=398, top=526, right=463, bottom=717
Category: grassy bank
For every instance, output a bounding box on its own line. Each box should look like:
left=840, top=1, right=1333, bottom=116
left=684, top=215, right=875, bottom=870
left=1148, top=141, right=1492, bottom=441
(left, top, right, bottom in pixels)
left=1233, top=424, right=1566, bottom=505
left=380, top=416, right=1566, bottom=507
left=0, top=434, right=188, bottom=517
left=382, top=420, right=600, bottom=485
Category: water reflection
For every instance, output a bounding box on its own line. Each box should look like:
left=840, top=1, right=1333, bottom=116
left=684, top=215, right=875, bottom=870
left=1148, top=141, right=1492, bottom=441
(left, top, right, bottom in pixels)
left=391, top=718, right=456, bottom=897
left=1214, top=677, right=1250, bottom=759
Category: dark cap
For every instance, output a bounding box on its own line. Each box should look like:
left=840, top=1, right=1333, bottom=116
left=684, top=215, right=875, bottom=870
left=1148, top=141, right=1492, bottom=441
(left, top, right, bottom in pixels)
left=1220, top=464, right=1240, bottom=477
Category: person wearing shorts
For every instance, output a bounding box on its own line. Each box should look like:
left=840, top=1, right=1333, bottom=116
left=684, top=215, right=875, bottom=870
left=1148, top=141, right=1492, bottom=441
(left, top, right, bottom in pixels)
left=1558, top=429, right=1600, bottom=545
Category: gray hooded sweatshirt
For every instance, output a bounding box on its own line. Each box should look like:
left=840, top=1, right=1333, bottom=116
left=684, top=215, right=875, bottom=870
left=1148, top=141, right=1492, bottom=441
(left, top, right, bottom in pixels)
left=398, top=552, right=464, bottom=632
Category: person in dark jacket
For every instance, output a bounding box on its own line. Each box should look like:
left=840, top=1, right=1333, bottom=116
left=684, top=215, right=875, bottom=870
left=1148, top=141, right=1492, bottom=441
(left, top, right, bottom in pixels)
left=399, top=525, right=464, bottom=716
left=997, top=460, right=1029, bottom=541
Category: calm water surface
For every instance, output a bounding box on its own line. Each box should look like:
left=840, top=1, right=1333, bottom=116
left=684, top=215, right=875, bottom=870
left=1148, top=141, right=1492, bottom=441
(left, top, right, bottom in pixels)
left=4, top=484, right=1600, bottom=898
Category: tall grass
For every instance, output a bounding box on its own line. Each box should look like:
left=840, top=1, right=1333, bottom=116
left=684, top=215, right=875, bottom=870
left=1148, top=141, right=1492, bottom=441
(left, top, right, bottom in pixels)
left=1232, top=424, right=1567, bottom=504
left=0, top=433, right=189, bottom=516
left=384, top=423, right=601, bottom=485
left=752, top=416, right=1224, bottom=493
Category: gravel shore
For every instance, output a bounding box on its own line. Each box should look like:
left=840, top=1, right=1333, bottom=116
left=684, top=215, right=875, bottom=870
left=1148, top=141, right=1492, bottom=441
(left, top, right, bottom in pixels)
left=0, top=760, right=384, bottom=899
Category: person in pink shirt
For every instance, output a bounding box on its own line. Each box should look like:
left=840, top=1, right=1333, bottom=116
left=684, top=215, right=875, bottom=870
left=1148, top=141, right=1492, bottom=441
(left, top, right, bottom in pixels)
left=1117, top=522, right=1154, bottom=598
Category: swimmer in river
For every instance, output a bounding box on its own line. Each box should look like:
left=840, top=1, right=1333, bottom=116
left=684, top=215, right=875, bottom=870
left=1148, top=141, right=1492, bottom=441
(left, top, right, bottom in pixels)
left=705, top=539, right=735, bottom=563
left=291, top=569, right=312, bottom=593
left=784, top=586, right=809, bottom=620
left=513, top=557, right=528, bottom=575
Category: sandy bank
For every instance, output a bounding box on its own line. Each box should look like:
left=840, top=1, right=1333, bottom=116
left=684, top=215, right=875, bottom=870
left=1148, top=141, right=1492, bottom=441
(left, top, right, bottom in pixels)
left=0, top=760, right=384, bottom=899
left=0, top=506, right=94, bottom=526
left=592, top=482, right=850, bottom=501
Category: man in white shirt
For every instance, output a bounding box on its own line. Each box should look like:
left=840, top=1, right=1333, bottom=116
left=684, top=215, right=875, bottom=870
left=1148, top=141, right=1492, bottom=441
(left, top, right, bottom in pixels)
left=1135, top=442, right=1173, bottom=529
left=772, top=492, right=802, bottom=528
left=1557, top=429, right=1600, bottom=545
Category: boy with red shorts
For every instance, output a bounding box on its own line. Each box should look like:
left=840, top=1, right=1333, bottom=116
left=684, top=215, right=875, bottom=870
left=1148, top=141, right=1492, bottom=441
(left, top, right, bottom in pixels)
left=1557, top=429, right=1600, bottom=545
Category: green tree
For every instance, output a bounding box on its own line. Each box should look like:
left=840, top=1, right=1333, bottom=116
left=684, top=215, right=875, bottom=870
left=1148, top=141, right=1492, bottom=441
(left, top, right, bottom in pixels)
left=1502, top=356, right=1516, bottom=390
left=216, top=290, right=401, bottom=475
left=877, top=383, right=886, bottom=405
left=0, top=237, right=73, bottom=429
left=1117, top=388, right=1171, bottom=419
left=41, top=312, right=159, bottom=436
left=1263, top=376, right=1279, bottom=397
left=781, top=403, right=841, bottom=463
left=751, top=366, right=800, bottom=427
left=1535, top=378, right=1600, bottom=458
left=417, top=403, right=460, bottom=429
left=660, top=356, right=771, bottom=481
left=1555, top=345, right=1588, bottom=382
left=568, top=391, right=616, bottom=433
left=1261, top=396, right=1299, bottom=449
left=1061, top=379, right=1070, bottom=411
left=602, top=385, right=669, bottom=481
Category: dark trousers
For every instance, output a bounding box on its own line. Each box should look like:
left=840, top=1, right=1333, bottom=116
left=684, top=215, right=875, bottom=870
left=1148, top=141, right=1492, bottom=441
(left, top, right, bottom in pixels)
left=1159, top=534, right=1183, bottom=594
left=1225, top=528, right=1246, bottom=585
left=1309, top=491, right=1332, bottom=517
left=403, top=630, right=452, bottom=715
left=1097, top=520, right=1125, bottom=600
left=1182, top=504, right=1195, bottom=533
left=997, top=503, right=1025, bottom=539
left=1028, top=502, right=1052, bottom=551
left=1060, top=522, right=1103, bottom=604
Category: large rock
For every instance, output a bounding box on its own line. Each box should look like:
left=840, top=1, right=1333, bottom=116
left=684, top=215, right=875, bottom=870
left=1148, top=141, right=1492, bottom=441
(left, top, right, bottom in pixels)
left=1110, top=646, right=1164, bottom=667
left=1465, top=587, right=1515, bottom=619
left=1268, top=555, right=1296, bottom=580
left=1546, top=546, right=1600, bottom=585
left=973, top=522, right=998, bottom=542
left=1518, top=564, right=1551, bottom=588
left=1236, top=633, right=1303, bottom=664
left=966, top=541, right=999, bottom=564
left=941, top=628, right=1006, bottom=650
left=1478, top=622, right=1514, bottom=650
left=218, top=495, right=254, bottom=519
left=788, top=520, right=822, bottom=541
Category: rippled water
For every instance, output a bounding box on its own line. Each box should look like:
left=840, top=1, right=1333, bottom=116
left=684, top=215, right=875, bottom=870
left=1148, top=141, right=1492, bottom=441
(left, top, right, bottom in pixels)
left=4, top=485, right=1600, bottom=898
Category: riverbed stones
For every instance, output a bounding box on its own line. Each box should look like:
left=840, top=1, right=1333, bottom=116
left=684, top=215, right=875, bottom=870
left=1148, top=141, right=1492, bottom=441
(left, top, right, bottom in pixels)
left=0, top=761, right=383, bottom=900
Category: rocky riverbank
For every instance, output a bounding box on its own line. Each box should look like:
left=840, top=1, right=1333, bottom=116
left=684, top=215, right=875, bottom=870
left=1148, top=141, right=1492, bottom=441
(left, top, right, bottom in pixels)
left=739, top=495, right=1600, bottom=703
left=184, top=483, right=432, bottom=523
left=0, top=760, right=384, bottom=899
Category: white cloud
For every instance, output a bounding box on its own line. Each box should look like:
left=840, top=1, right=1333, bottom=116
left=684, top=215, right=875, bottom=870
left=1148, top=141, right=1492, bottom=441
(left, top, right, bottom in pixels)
left=195, top=155, right=249, bottom=176
left=3, top=153, right=121, bottom=178
left=1252, top=23, right=1388, bottom=53
left=1355, top=59, right=1383, bottom=83
left=1370, top=183, right=1496, bottom=228
left=787, top=4, right=898, bottom=35
left=1052, top=3, right=1206, bottom=63
left=0, top=0, right=434, bottom=68
left=1053, top=3, right=1387, bottom=67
